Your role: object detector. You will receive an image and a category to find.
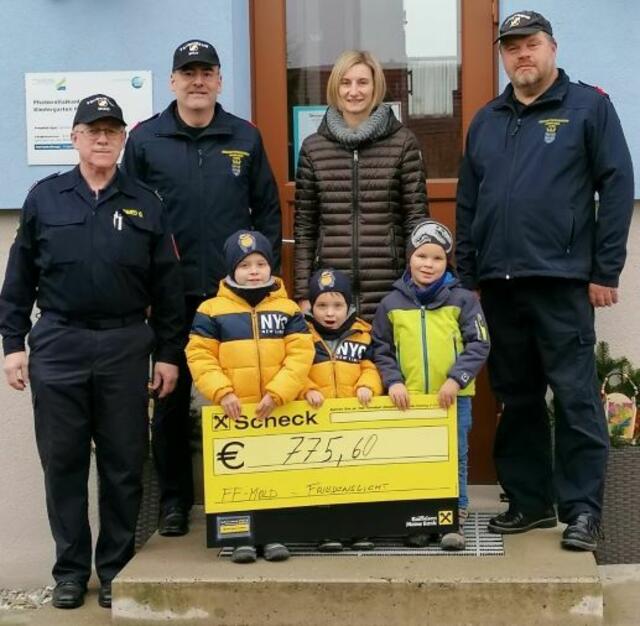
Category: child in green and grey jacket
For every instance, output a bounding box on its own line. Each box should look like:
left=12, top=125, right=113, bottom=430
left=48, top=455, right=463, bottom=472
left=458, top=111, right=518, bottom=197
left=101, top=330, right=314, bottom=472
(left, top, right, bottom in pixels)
left=372, top=219, right=490, bottom=550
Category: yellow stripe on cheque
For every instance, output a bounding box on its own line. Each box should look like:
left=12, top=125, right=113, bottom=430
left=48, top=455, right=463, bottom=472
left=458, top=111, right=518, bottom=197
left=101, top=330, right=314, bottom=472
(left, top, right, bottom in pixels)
left=202, top=395, right=458, bottom=513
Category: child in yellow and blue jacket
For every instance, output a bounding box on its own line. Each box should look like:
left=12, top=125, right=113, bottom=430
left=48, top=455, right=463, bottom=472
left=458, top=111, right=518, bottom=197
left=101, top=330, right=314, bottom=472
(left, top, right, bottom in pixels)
left=373, top=220, right=490, bottom=551
left=186, top=229, right=314, bottom=564
left=302, top=269, right=383, bottom=552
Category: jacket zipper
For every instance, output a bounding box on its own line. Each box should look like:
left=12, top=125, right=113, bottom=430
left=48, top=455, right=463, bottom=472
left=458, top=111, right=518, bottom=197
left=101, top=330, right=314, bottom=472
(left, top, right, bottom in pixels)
left=504, top=115, right=523, bottom=279
left=421, top=307, right=429, bottom=392
left=501, top=95, right=561, bottom=279
left=318, top=336, right=338, bottom=396
left=197, top=144, right=207, bottom=295
left=251, top=309, right=264, bottom=396
left=351, top=149, right=360, bottom=311
left=91, top=190, right=100, bottom=310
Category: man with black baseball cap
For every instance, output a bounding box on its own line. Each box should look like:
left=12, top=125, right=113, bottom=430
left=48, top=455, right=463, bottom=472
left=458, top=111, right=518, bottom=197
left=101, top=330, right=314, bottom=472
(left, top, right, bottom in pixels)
left=0, top=94, right=184, bottom=609
left=122, top=40, right=281, bottom=538
left=456, top=10, right=634, bottom=552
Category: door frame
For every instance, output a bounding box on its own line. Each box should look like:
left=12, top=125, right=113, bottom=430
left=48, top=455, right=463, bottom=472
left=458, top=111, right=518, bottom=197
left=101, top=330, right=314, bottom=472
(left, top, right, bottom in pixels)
left=249, top=0, right=500, bottom=482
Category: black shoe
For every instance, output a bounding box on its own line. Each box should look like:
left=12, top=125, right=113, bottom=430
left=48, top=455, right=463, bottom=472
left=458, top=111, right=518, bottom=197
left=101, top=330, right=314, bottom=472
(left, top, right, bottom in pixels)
left=98, top=582, right=112, bottom=609
left=52, top=581, right=86, bottom=609
left=158, top=506, right=189, bottom=536
left=488, top=508, right=557, bottom=534
left=561, top=513, right=601, bottom=552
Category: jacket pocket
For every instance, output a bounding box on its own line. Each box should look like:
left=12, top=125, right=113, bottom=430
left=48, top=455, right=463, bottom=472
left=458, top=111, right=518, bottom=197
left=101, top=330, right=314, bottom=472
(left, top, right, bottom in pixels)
left=39, top=210, right=87, bottom=265
left=313, top=229, right=324, bottom=270
left=115, top=216, right=155, bottom=268
left=565, top=213, right=576, bottom=254
left=390, top=232, right=399, bottom=272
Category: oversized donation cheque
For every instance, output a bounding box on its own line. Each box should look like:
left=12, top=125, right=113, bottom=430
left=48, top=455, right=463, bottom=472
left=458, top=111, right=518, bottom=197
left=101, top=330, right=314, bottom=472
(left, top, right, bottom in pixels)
left=201, top=394, right=458, bottom=546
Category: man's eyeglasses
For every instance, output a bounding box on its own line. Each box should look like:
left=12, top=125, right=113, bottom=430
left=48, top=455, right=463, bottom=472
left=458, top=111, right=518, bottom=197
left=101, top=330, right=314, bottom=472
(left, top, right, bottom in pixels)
left=74, top=127, right=123, bottom=139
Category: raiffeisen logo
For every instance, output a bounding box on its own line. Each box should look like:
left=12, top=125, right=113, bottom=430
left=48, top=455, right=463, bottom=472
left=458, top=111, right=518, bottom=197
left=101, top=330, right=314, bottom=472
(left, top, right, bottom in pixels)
left=55, top=78, right=66, bottom=91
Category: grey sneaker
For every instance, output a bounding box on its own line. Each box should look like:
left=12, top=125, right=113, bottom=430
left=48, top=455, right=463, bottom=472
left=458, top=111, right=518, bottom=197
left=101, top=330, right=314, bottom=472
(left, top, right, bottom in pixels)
left=441, top=508, right=468, bottom=551
left=318, top=539, right=343, bottom=552
left=405, top=533, right=433, bottom=547
left=350, top=537, right=375, bottom=551
left=263, top=542, right=290, bottom=562
left=231, top=545, right=257, bottom=564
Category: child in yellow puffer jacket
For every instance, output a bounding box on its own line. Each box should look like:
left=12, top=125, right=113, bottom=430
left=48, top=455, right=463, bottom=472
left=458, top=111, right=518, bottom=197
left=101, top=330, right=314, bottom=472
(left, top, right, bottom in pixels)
left=302, top=268, right=383, bottom=552
left=186, top=229, right=314, bottom=564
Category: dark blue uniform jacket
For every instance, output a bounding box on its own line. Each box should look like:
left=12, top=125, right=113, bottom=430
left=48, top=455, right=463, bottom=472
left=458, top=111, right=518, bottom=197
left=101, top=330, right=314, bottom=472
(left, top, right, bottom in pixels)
left=0, top=167, right=185, bottom=363
left=122, top=102, right=281, bottom=297
left=456, top=69, right=634, bottom=289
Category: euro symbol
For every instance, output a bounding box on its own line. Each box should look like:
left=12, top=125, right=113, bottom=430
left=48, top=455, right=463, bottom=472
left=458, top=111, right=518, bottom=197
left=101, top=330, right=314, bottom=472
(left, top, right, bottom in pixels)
left=216, top=441, right=245, bottom=470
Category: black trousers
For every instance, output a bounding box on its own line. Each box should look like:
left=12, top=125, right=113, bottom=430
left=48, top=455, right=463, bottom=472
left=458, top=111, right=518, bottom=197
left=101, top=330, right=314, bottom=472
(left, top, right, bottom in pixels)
left=28, top=315, right=154, bottom=584
left=480, top=278, right=608, bottom=523
left=151, top=295, right=204, bottom=512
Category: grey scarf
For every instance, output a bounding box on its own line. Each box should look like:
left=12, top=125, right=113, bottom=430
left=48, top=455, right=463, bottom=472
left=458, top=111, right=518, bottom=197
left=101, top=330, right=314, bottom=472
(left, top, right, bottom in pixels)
left=325, top=104, right=393, bottom=149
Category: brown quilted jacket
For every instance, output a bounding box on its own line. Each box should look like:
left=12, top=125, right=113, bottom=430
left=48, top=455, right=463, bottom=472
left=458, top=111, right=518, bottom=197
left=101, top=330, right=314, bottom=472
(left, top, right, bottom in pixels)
left=294, top=113, right=429, bottom=320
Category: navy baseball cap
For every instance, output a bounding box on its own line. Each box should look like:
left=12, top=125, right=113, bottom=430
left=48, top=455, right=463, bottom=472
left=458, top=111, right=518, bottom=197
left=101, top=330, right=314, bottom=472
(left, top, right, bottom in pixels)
left=72, top=94, right=125, bottom=127
left=173, top=39, right=220, bottom=70
left=495, top=11, right=553, bottom=43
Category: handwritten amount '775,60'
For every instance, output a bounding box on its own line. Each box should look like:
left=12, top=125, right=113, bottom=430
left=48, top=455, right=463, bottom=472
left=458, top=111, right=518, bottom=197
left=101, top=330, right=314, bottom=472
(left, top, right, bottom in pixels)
left=282, top=433, right=378, bottom=467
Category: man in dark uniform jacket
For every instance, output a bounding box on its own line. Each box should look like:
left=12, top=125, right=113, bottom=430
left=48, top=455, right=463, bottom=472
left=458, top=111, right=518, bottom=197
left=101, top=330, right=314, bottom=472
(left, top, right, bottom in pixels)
left=122, top=39, right=281, bottom=536
left=0, top=95, right=185, bottom=609
left=456, top=11, right=634, bottom=551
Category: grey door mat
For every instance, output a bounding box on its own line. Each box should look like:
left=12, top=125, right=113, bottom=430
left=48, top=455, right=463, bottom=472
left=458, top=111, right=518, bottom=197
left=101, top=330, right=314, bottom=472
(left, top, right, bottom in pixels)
left=218, top=512, right=504, bottom=557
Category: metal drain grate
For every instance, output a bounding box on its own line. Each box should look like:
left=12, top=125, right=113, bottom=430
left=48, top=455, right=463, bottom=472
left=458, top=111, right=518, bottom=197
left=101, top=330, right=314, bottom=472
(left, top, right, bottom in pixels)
left=219, top=512, right=504, bottom=558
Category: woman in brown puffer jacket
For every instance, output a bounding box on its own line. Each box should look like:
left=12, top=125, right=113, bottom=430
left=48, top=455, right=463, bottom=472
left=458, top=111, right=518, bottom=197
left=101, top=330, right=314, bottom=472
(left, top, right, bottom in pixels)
left=294, top=50, right=429, bottom=321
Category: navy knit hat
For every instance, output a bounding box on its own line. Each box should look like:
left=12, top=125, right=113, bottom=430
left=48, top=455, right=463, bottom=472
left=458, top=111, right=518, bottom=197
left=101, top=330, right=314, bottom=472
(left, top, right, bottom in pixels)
left=224, top=230, right=274, bottom=276
left=406, top=219, right=453, bottom=259
left=308, top=269, right=352, bottom=307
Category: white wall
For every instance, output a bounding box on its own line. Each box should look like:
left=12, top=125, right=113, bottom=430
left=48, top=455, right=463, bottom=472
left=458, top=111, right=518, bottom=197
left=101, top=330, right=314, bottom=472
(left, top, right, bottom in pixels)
left=595, top=203, right=640, bottom=365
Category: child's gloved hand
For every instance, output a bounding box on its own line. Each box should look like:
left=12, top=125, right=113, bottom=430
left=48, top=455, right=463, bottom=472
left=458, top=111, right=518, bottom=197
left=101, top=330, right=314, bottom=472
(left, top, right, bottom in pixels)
left=220, top=392, right=242, bottom=419
left=438, top=378, right=461, bottom=409
left=389, top=382, right=410, bottom=410
left=305, top=389, right=324, bottom=408
left=255, top=393, right=277, bottom=419
left=356, top=386, right=372, bottom=407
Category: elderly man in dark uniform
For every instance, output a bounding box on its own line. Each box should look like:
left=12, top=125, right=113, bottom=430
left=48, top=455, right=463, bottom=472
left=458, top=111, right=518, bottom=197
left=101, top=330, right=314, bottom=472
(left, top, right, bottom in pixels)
left=0, top=95, right=184, bottom=609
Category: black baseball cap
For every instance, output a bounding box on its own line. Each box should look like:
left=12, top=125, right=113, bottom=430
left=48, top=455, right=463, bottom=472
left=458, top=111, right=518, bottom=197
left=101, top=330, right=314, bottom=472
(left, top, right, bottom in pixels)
left=495, top=10, right=553, bottom=43
left=72, top=94, right=125, bottom=127
left=172, top=39, right=220, bottom=71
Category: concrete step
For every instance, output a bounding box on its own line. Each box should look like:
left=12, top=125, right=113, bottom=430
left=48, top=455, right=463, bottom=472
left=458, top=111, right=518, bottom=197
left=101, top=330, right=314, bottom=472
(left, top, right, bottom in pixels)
left=112, top=505, right=604, bottom=626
